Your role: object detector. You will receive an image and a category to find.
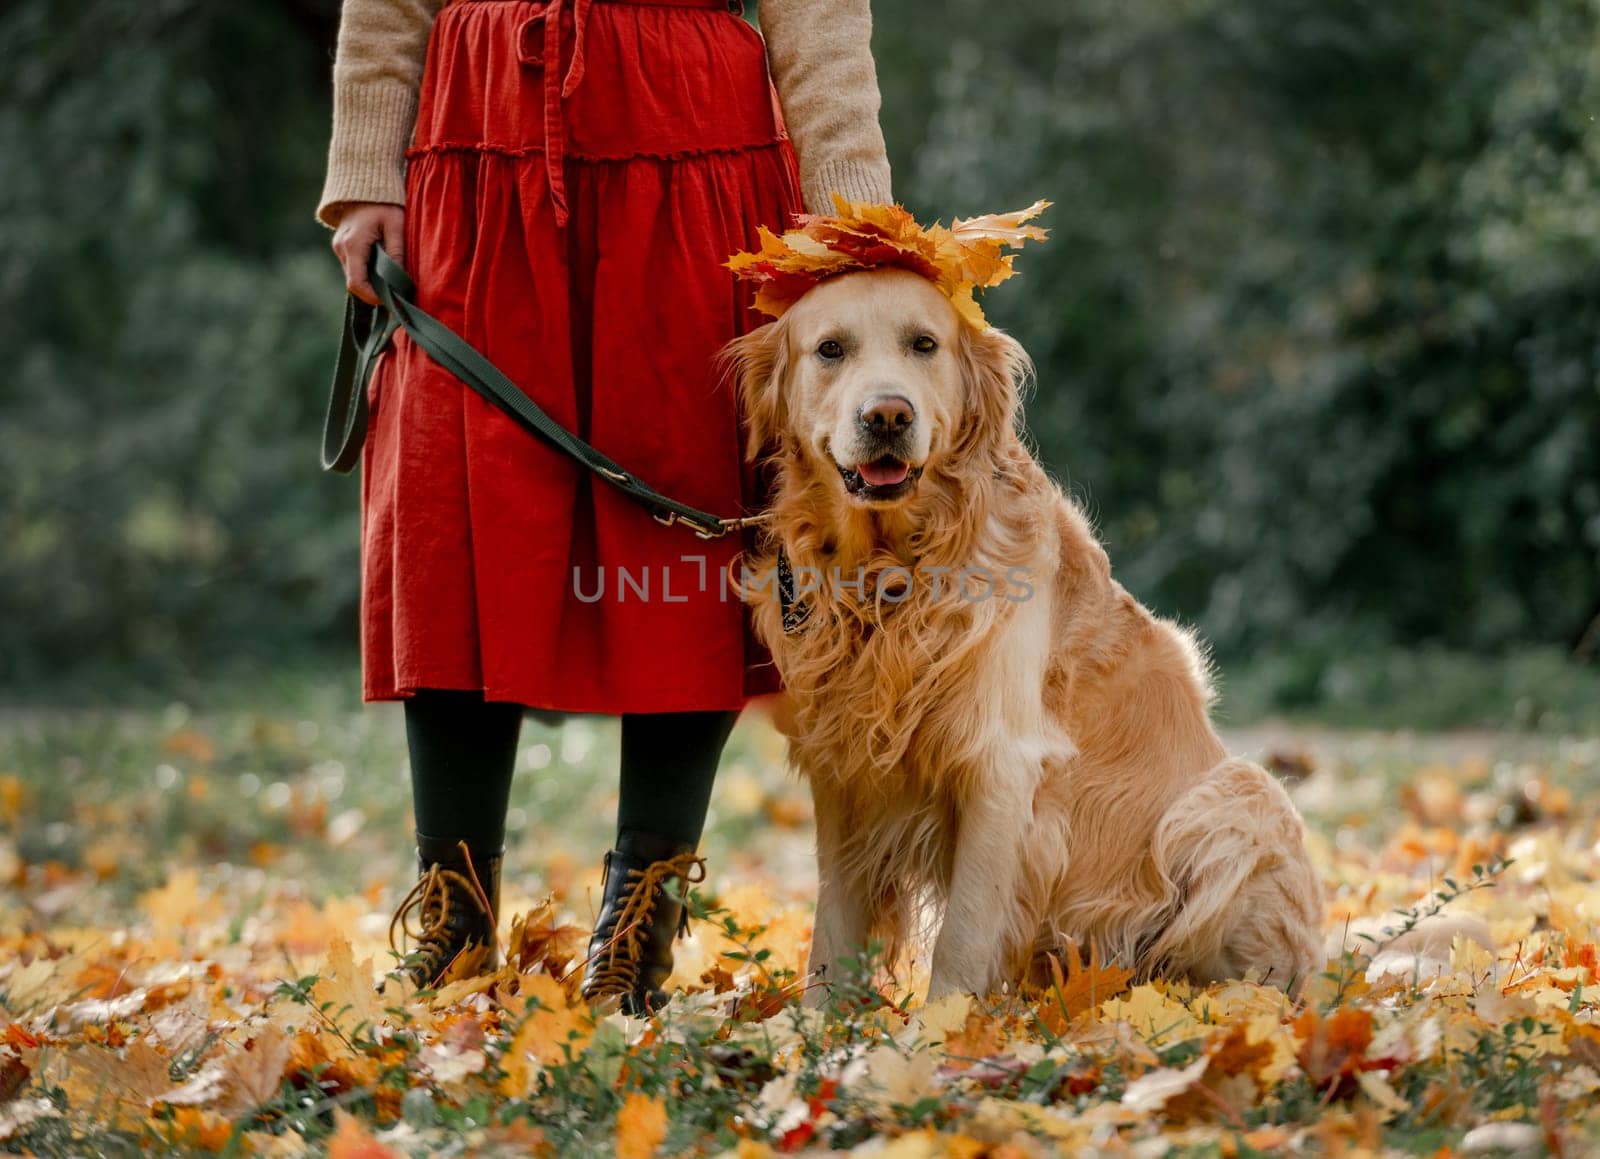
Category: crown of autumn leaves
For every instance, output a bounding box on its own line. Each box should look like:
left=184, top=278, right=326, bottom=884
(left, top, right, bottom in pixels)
left=727, top=196, right=1051, bottom=330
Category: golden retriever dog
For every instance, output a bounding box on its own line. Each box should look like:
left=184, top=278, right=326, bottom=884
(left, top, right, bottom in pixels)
left=724, top=267, right=1324, bottom=1001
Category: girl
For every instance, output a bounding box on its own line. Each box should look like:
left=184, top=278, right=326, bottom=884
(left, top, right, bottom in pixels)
left=317, top=0, right=891, bottom=1012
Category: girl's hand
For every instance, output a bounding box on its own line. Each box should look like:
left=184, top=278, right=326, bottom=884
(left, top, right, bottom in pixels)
left=331, top=203, right=405, bottom=305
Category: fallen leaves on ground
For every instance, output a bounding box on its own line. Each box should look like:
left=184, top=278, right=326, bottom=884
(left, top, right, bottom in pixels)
left=2, top=716, right=1599, bottom=1155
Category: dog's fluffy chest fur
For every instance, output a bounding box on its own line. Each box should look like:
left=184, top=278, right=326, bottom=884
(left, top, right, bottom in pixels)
left=769, top=469, right=1071, bottom=777
left=761, top=475, right=1081, bottom=864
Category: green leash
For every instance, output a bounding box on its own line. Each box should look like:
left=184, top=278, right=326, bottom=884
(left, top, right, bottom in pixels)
left=322, top=245, right=767, bottom=540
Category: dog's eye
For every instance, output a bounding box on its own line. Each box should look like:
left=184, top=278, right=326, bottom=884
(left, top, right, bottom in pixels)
left=817, top=339, right=844, bottom=360
left=912, top=335, right=938, bottom=354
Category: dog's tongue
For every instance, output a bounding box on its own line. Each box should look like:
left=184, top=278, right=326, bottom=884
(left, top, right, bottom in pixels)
left=858, top=458, right=910, bottom=487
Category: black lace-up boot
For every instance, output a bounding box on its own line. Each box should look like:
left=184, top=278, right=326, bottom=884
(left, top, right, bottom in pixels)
left=388, top=836, right=502, bottom=990
left=579, top=830, right=705, bottom=1015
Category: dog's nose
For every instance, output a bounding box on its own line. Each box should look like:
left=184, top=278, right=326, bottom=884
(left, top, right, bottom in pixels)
left=858, top=394, right=915, bottom=434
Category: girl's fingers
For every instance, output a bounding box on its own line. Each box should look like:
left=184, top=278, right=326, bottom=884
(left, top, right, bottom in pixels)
left=380, top=215, right=405, bottom=270
left=339, top=223, right=379, bottom=305
left=345, top=250, right=380, bottom=306
left=331, top=207, right=403, bottom=306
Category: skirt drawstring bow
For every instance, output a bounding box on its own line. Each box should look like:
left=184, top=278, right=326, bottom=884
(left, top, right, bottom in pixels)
left=518, top=0, right=595, bottom=227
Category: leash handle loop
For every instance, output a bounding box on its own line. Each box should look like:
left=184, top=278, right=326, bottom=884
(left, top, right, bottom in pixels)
left=321, top=283, right=400, bottom=473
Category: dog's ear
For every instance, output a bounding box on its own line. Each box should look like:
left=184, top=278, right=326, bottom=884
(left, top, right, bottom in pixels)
left=955, top=324, right=1032, bottom=462
left=720, top=317, right=791, bottom=461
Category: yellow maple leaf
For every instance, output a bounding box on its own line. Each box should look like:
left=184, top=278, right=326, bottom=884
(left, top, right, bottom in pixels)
left=1189, top=978, right=1297, bottom=1025
left=140, top=868, right=225, bottom=938
left=945, top=285, right=989, bottom=332
left=310, top=935, right=385, bottom=1044
left=857, top=1045, right=938, bottom=1114
left=939, top=199, right=1050, bottom=291
left=2, top=958, right=64, bottom=1016
left=216, top=1027, right=293, bottom=1118
left=948, top=199, right=1052, bottom=247
left=498, top=973, right=593, bottom=1097
left=1244, top=1012, right=1299, bottom=1086
left=1097, top=984, right=1203, bottom=1047
left=278, top=897, right=368, bottom=958
left=615, top=1091, right=668, bottom=1159
left=428, top=963, right=516, bottom=1009
left=1356, top=1070, right=1411, bottom=1121
left=918, top=991, right=973, bottom=1041
left=56, top=1039, right=173, bottom=1125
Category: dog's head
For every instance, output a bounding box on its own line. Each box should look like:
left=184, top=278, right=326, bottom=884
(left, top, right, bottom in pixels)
left=724, top=268, right=1031, bottom=508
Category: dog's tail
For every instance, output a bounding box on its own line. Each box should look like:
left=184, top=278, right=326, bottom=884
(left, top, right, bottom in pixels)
left=1333, top=910, right=1494, bottom=984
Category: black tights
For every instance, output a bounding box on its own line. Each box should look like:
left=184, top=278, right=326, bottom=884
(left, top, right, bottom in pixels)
left=403, top=689, right=737, bottom=857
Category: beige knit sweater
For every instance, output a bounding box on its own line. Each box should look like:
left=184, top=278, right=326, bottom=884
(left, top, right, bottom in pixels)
left=316, top=0, right=893, bottom=227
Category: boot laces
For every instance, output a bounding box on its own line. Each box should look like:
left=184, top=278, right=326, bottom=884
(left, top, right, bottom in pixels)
left=388, top=842, right=494, bottom=985
left=583, top=852, right=705, bottom=1000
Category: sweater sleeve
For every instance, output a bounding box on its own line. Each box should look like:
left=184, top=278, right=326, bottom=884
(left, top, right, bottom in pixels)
left=759, top=0, right=893, bottom=214
left=316, top=0, right=447, bottom=228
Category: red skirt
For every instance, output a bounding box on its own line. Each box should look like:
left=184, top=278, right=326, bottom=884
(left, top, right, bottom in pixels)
left=362, top=0, right=800, bottom=712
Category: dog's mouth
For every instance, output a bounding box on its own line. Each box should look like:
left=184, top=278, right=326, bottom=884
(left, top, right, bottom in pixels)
left=836, top=455, right=923, bottom=502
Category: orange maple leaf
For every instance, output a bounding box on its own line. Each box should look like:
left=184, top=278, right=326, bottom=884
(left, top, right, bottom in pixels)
left=505, top=902, right=587, bottom=979
left=326, top=1108, right=403, bottom=1159
left=1293, top=1006, right=1378, bottom=1096
left=1562, top=941, right=1599, bottom=983
left=1032, top=939, right=1135, bottom=1034
left=615, top=1091, right=669, bottom=1159
left=941, top=1008, right=1009, bottom=1068
left=1205, top=1022, right=1279, bottom=1083
left=287, top=1031, right=378, bottom=1096
left=159, top=1107, right=234, bottom=1153
left=161, top=728, right=216, bottom=765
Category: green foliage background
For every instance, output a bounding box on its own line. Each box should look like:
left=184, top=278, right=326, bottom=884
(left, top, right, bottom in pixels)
left=3, top=0, right=1597, bottom=709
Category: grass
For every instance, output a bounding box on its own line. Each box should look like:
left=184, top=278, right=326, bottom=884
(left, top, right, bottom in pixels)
left=1217, top=645, right=1600, bottom=735
left=8, top=642, right=1598, bottom=734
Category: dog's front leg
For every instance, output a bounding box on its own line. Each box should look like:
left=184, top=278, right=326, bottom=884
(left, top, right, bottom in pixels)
left=929, top=779, right=1031, bottom=998
left=803, top=788, right=872, bottom=1008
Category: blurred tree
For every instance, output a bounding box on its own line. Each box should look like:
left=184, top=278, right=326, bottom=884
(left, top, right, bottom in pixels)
left=2, top=0, right=1596, bottom=696
left=879, top=0, right=1600, bottom=661
left=0, top=0, right=353, bottom=688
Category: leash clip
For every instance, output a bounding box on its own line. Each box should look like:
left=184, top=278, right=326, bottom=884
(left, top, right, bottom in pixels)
left=653, top=510, right=725, bottom=539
